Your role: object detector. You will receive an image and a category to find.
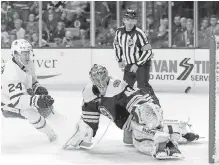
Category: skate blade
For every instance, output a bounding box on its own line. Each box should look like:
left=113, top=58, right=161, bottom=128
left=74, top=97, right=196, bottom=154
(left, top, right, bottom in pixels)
left=153, top=153, right=185, bottom=160
left=62, top=144, right=80, bottom=150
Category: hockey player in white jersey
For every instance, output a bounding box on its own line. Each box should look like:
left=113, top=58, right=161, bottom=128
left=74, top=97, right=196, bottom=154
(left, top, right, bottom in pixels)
left=64, top=64, right=185, bottom=160
left=1, top=39, right=56, bottom=142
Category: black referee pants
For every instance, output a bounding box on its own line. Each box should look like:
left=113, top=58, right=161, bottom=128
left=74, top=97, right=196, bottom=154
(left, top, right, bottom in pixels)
left=123, top=62, right=160, bottom=106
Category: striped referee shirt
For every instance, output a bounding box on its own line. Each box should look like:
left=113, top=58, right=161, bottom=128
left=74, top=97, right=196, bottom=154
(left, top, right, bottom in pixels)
left=113, top=26, right=152, bottom=66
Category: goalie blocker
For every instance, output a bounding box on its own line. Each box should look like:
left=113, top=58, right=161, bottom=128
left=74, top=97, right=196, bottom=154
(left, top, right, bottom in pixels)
left=64, top=64, right=183, bottom=160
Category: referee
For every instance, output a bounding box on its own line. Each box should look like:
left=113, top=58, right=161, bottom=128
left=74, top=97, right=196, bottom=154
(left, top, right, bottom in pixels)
left=113, top=9, right=160, bottom=144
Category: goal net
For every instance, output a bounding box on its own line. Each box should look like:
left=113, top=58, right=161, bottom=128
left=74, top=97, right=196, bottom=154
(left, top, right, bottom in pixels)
left=209, top=35, right=219, bottom=163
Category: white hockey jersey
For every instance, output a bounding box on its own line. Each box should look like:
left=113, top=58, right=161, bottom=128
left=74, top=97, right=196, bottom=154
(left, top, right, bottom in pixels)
left=1, top=57, right=37, bottom=109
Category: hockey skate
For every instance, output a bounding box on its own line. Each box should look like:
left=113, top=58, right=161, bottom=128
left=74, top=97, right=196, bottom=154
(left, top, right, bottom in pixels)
left=46, top=130, right=57, bottom=142
left=153, top=140, right=184, bottom=160
left=39, top=124, right=57, bottom=142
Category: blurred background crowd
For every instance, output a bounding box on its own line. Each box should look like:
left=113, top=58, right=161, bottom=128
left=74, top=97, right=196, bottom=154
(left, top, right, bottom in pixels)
left=1, top=1, right=219, bottom=48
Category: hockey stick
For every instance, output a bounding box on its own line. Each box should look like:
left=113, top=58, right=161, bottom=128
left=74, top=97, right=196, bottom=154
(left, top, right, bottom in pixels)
left=63, top=119, right=112, bottom=150
left=1, top=105, right=21, bottom=114
left=80, top=119, right=112, bottom=149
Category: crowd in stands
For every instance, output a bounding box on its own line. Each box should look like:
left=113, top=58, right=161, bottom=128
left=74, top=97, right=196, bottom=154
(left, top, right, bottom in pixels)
left=1, top=1, right=219, bottom=48
left=144, top=1, right=219, bottom=48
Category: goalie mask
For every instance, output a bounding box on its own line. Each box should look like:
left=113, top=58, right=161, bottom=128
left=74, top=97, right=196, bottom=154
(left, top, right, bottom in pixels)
left=11, top=39, right=33, bottom=66
left=89, top=64, right=109, bottom=95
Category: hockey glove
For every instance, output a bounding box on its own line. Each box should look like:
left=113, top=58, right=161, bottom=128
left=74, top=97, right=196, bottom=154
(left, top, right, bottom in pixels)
left=37, top=106, right=54, bottom=118
left=35, top=86, right=48, bottom=95
left=183, top=133, right=199, bottom=142
left=31, top=95, right=54, bottom=109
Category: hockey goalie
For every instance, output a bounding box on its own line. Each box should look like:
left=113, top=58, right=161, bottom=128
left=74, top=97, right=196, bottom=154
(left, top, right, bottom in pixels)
left=1, top=39, right=56, bottom=142
left=63, top=64, right=200, bottom=159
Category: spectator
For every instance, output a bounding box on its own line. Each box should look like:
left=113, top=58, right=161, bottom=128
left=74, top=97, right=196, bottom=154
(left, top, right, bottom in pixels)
left=29, top=2, right=39, bottom=16
left=154, top=19, right=169, bottom=48
left=12, top=12, right=20, bottom=21
left=26, top=14, right=38, bottom=35
left=173, top=19, right=194, bottom=47
left=205, top=15, right=219, bottom=36
left=10, top=2, right=31, bottom=22
left=71, top=7, right=89, bottom=44
left=1, top=1, right=8, bottom=14
left=62, top=31, right=75, bottom=47
left=146, top=14, right=158, bottom=44
left=49, top=37, right=64, bottom=47
left=31, top=33, right=47, bottom=47
left=9, top=33, right=17, bottom=45
left=199, top=15, right=219, bottom=48
left=160, top=14, right=169, bottom=28
left=96, top=27, right=116, bottom=47
left=198, top=17, right=209, bottom=48
left=95, top=2, right=112, bottom=28
left=1, top=1, right=9, bottom=25
left=58, top=11, right=70, bottom=27
left=52, top=22, right=66, bottom=41
left=184, top=19, right=194, bottom=47
left=200, top=17, right=209, bottom=32
left=180, top=17, right=187, bottom=32
left=4, top=11, right=20, bottom=30
left=53, top=4, right=63, bottom=22
left=158, top=25, right=168, bottom=40
left=172, top=14, right=182, bottom=34
left=11, top=19, right=25, bottom=39
left=42, top=5, right=54, bottom=22
left=41, top=20, right=50, bottom=41
left=1, top=1, right=13, bottom=28
left=47, top=13, right=57, bottom=41
left=106, top=27, right=116, bottom=44
left=146, top=14, right=157, bottom=30
left=64, top=1, right=88, bottom=21
left=70, top=7, right=89, bottom=30
left=1, top=22, right=10, bottom=47
left=45, top=2, right=63, bottom=22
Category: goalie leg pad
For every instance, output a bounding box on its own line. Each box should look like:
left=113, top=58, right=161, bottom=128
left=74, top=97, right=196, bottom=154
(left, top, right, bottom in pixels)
left=131, top=121, right=169, bottom=156
left=63, top=119, right=93, bottom=149
left=132, top=102, right=163, bottom=129
left=131, top=121, right=183, bottom=159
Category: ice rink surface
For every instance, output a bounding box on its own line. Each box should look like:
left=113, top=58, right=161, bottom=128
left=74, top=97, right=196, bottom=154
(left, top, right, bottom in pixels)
left=1, top=91, right=212, bottom=165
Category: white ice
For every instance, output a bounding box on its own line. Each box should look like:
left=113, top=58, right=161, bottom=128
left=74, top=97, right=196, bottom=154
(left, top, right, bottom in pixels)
left=1, top=91, right=211, bottom=165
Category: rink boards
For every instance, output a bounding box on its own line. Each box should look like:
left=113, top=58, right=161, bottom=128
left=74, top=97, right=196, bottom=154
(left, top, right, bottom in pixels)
left=1, top=49, right=212, bottom=93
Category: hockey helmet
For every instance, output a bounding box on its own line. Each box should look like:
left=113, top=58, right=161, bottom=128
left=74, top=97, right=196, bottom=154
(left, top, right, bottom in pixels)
left=11, top=39, right=33, bottom=57
left=123, top=9, right=137, bottom=20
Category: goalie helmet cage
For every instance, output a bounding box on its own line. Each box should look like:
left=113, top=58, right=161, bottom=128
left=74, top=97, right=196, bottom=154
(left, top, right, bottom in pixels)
left=209, top=35, right=219, bottom=163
